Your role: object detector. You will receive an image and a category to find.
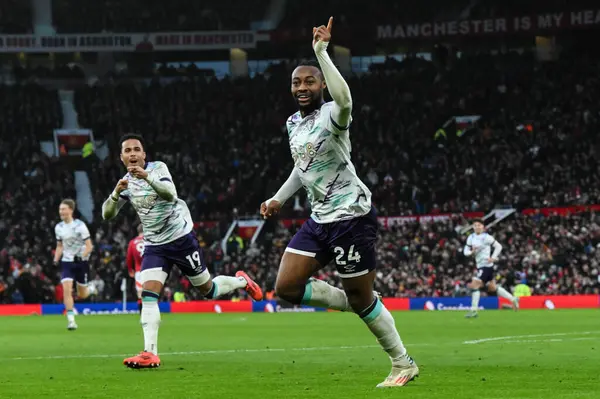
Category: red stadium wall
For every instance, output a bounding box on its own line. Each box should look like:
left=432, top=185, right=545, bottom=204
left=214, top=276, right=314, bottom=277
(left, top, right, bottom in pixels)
left=0, top=296, right=596, bottom=316
left=170, top=300, right=252, bottom=313
left=499, top=295, right=599, bottom=309
left=0, top=304, right=42, bottom=315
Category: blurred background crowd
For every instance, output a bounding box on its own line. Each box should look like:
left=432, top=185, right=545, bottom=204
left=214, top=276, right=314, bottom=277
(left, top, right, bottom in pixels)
left=1, top=0, right=600, bottom=303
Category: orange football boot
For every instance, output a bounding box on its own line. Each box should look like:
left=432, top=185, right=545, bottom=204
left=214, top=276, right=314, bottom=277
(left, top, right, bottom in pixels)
left=235, top=271, right=264, bottom=301
left=123, top=351, right=161, bottom=369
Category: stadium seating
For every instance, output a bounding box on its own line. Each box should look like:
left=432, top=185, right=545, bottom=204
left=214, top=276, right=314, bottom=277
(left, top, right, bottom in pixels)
left=3, top=51, right=600, bottom=303
left=0, top=84, right=64, bottom=303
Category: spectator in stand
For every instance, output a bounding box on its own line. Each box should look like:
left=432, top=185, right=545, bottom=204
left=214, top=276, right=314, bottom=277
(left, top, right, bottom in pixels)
left=3, top=50, right=600, bottom=303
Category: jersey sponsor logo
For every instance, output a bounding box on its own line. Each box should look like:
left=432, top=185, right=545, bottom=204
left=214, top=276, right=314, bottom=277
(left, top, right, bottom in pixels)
left=132, top=193, right=158, bottom=214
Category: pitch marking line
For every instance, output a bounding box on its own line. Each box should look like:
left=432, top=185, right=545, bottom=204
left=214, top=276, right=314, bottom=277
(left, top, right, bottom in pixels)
left=4, top=332, right=599, bottom=361
left=463, top=331, right=600, bottom=345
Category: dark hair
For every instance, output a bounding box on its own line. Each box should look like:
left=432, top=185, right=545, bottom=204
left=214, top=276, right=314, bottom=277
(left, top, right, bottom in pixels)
left=296, top=60, right=323, bottom=80
left=472, top=218, right=485, bottom=225
left=137, top=224, right=144, bottom=234
left=119, top=133, right=145, bottom=152
left=61, top=198, right=76, bottom=210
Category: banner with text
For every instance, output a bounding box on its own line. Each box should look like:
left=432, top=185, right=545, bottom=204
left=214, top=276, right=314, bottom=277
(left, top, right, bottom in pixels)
left=498, top=295, right=599, bottom=309
left=410, top=297, right=499, bottom=311
left=0, top=31, right=256, bottom=53
left=378, top=9, right=600, bottom=40
left=277, top=212, right=485, bottom=230
left=41, top=302, right=171, bottom=315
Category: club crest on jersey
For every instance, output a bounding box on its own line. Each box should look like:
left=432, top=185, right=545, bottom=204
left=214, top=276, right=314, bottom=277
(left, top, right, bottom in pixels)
left=303, top=118, right=315, bottom=133
left=132, top=193, right=158, bottom=214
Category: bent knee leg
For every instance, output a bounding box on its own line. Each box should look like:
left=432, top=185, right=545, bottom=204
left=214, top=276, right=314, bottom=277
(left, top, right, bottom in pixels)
left=274, top=280, right=306, bottom=304
left=275, top=252, right=320, bottom=304
left=345, top=288, right=375, bottom=314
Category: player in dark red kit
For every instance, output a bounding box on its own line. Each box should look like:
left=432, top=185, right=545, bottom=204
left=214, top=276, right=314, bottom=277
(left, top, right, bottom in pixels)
left=127, top=224, right=145, bottom=311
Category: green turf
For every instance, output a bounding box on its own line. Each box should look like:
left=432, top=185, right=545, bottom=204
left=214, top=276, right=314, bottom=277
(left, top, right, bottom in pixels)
left=0, top=309, right=599, bottom=399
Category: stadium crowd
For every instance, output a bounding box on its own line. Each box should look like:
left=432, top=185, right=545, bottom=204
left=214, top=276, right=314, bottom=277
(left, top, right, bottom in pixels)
left=2, top=51, right=600, bottom=303
left=208, top=210, right=600, bottom=301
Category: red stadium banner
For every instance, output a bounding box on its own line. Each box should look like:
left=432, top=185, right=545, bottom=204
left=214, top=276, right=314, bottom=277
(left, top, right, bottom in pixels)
left=382, top=298, right=410, bottom=311
left=499, top=295, right=599, bottom=309
left=170, top=300, right=252, bottom=313
left=192, top=205, right=600, bottom=232
left=521, top=205, right=600, bottom=217
left=276, top=212, right=485, bottom=229
left=0, top=304, right=42, bottom=315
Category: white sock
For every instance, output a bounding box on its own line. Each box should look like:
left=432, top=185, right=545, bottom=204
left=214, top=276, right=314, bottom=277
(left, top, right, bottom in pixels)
left=360, top=298, right=408, bottom=365
left=208, top=275, right=247, bottom=298
left=141, top=300, right=161, bottom=355
left=66, top=310, right=75, bottom=323
left=471, top=290, right=480, bottom=311
left=496, top=286, right=515, bottom=302
left=301, top=278, right=352, bottom=312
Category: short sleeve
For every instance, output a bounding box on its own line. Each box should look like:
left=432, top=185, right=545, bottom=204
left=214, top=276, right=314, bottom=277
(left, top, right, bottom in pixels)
left=79, top=222, right=91, bottom=241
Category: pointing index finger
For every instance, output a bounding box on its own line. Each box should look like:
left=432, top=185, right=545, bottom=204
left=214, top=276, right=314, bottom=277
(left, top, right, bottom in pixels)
left=326, top=16, right=333, bottom=32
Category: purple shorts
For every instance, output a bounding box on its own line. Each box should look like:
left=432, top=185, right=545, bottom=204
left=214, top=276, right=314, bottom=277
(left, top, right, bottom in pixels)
left=286, top=207, right=378, bottom=278
left=61, top=261, right=90, bottom=285
left=142, top=232, right=207, bottom=278
left=475, top=267, right=494, bottom=284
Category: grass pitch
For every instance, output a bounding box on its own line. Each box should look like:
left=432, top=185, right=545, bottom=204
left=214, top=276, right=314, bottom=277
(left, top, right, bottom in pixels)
left=0, top=309, right=598, bottom=398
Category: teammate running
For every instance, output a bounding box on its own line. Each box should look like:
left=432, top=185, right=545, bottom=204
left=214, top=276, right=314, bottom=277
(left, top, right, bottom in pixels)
left=102, top=133, right=262, bottom=369
left=53, top=199, right=96, bottom=330
left=463, top=219, right=519, bottom=318
left=260, top=17, right=419, bottom=388
left=126, top=224, right=145, bottom=311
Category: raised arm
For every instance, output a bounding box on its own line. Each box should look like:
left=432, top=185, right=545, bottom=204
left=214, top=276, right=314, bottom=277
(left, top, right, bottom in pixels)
left=313, top=17, right=352, bottom=131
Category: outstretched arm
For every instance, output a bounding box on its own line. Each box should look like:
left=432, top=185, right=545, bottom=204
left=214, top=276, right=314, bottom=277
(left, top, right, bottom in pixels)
left=313, top=17, right=352, bottom=131
left=270, top=167, right=303, bottom=205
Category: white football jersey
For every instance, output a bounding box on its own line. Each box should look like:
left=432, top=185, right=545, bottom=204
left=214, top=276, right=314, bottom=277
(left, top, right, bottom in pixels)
left=117, top=161, right=193, bottom=246
left=55, top=219, right=91, bottom=261
left=286, top=102, right=371, bottom=223
left=465, top=232, right=498, bottom=268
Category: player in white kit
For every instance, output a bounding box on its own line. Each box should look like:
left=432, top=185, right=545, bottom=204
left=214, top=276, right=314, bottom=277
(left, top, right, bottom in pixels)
left=463, top=219, right=519, bottom=318
left=53, top=199, right=95, bottom=330
left=260, top=17, right=418, bottom=387
left=102, top=134, right=263, bottom=368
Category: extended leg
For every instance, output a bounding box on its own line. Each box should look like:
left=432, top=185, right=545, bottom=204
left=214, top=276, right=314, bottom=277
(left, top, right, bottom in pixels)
left=341, top=271, right=419, bottom=388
